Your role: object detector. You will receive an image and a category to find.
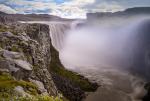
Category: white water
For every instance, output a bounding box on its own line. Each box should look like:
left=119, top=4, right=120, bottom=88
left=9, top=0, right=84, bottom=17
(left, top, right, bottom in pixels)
left=20, top=21, right=71, bottom=51
left=49, top=23, right=70, bottom=51
left=21, top=18, right=150, bottom=101
left=59, top=18, right=150, bottom=101
left=60, top=17, right=150, bottom=71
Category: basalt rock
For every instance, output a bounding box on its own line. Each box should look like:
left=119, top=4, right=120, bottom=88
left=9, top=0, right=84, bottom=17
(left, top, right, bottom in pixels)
left=0, top=24, right=58, bottom=96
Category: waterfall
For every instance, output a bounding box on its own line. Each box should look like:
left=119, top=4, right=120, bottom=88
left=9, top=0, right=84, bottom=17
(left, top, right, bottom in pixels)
left=20, top=21, right=71, bottom=51
left=48, top=22, right=71, bottom=51
left=48, top=20, right=85, bottom=51
left=58, top=18, right=150, bottom=101
left=20, top=19, right=150, bottom=101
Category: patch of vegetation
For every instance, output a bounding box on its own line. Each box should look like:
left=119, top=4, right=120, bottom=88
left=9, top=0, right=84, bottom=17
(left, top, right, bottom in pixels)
left=0, top=72, right=38, bottom=99
left=0, top=25, right=8, bottom=32
left=49, top=42, right=98, bottom=92
left=0, top=72, right=63, bottom=101
left=0, top=25, right=19, bottom=35
left=0, top=95, right=63, bottom=101
left=11, top=45, right=20, bottom=52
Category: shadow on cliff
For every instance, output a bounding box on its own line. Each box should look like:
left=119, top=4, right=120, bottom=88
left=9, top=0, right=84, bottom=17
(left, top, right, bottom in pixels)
left=49, top=38, right=98, bottom=101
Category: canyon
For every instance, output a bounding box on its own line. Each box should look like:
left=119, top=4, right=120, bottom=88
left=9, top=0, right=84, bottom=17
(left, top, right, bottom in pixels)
left=0, top=7, right=150, bottom=101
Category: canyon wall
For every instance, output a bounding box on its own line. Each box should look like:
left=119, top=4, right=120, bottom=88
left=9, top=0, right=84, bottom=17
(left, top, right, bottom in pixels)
left=0, top=23, right=58, bottom=97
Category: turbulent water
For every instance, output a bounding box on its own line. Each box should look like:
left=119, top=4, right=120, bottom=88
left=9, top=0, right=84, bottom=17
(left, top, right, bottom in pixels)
left=22, top=18, right=150, bottom=101
left=49, top=23, right=70, bottom=51
left=20, top=21, right=70, bottom=51
left=59, top=18, right=150, bottom=101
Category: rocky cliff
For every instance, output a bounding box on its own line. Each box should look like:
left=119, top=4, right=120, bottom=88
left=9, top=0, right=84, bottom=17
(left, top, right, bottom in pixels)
left=0, top=22, right=98, bottom=101
left=0, top=23, right=58, bottom=99
left=0, top=11, right=74, bottom=24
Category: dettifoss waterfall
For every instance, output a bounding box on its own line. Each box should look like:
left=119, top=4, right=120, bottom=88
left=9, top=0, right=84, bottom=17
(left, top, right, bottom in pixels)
left=49, top=23, right=70, bottom=51
left=25, top=17, right=150, bottom=101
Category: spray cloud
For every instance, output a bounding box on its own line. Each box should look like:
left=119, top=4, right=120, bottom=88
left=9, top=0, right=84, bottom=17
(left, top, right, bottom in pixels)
left=60, top=16, right=150, bottom=77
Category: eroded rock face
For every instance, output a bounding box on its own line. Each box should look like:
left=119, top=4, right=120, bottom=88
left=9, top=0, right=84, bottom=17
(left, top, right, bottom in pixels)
left=23, top=24, right=58, bottom=95
left=3, top=50, right=23, bottom=59
left=52, top=73, right=85, bottom=101
left=0, top=24, right=58, bottom=96
left=0, top=50, right=32, bottom=79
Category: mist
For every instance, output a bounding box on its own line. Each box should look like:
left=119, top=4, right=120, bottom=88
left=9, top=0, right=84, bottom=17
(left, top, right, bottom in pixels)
left=60, top=16, right=150, bottom=78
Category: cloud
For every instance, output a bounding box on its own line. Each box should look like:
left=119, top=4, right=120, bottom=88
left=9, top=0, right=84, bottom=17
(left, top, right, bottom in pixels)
left=52, top=0, right=124, bottom=18
left=50, top=0, right=95, bottom=18
left=0, top=0, right=150, bottom=18
left=0, top=4, right=17, bottom=14
left=4, top=0, right=54, bottom=14
left=0, top=0, right=96, bottom=18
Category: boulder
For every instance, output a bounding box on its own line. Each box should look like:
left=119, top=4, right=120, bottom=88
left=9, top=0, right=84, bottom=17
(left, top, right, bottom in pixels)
left=2, top=32, right=14, bottom=37
left=14, top=86, right=32, bottom=97
left=3, top=50, right=23, bottom=59
left=29, top=79, right=48, bottom=94
left=13, top=59, right=32, bottom=71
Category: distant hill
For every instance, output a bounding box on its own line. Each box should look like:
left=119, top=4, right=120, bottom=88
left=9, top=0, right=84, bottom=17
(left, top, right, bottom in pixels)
left=124, top=7, right=150, bottom=14
left=9, top=14, right=62, bottom=21
left=0, top=11, right=7, bottom=15
left=87, top=7, right=150, bottom=20
left=0, top=12, right=74, bottom=24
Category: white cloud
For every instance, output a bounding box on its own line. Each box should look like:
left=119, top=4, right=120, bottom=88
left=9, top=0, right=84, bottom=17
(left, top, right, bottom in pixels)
left=8, top=0, right=93, bottom=18
left=5, top=0, right=54, bottom=13
left=1, top=0, right=148, bottom=18
left=62, top=0, right=95, bottom=7
left=50, top=0, right=95, bottom=18
left=0, top=0, right=125, bottom=18
left=50, top=6, right=87, bottom=18
left=49, top=0, right=124, bottom=18
left=0, top=4, right=17, bottom=14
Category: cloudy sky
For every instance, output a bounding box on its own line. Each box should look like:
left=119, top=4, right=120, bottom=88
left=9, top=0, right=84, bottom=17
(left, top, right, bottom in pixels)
left=0, top=0, right=150, bottom=18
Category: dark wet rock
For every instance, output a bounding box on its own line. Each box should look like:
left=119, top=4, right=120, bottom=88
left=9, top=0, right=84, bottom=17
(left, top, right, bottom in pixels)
left=143, top=82, right=150, bottom=101
left=52, top=73, right=85, bottom=101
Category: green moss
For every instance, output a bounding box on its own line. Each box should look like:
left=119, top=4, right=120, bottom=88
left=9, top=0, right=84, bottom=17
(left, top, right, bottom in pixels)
left=0, top=73, right=63, bottom=101
left=52, top=67, right=96, bottom=91
left=26, top=87, right=38, bottom=95
left=0, top=73, right=12, bottom=81
left=49, top=42, right=98, bottom=92
left=0, top=25, right=8, bottom=32
left=18, top=80, right=37, bottom=90
left=11, top=45, right=19, bottom=52
left=0, top=43, right=4, bottom=49
left=0, top=25, right=19, bottom=35
left=0, top=95, right=64, bottom=101
left=0, top=73, right=38, bottom=99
